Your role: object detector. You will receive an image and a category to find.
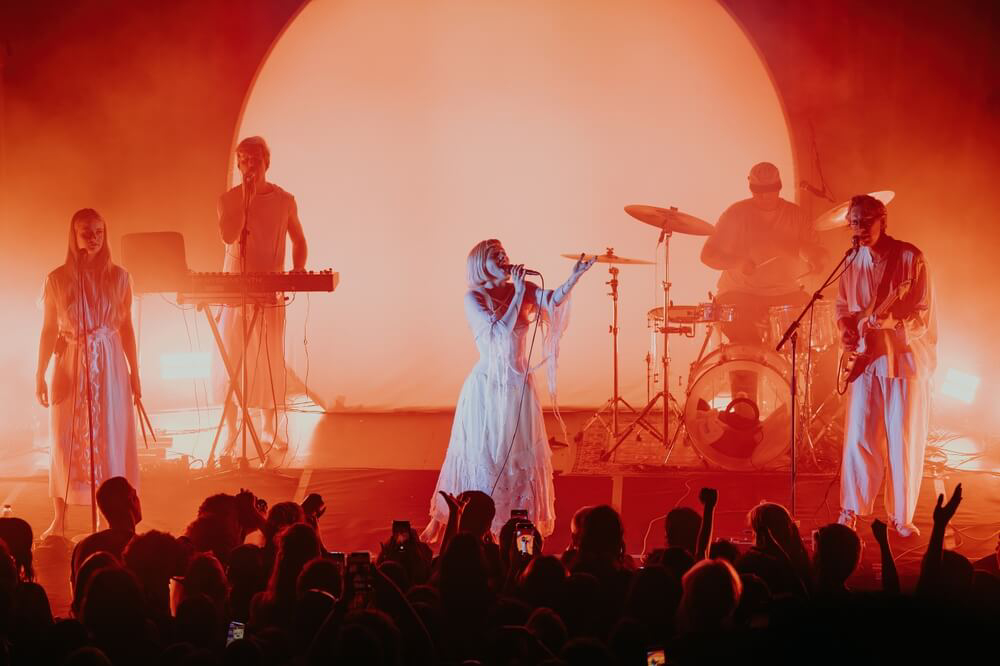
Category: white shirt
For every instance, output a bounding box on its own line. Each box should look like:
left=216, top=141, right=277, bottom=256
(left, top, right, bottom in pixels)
left=835, top=237, right=936, bottom=379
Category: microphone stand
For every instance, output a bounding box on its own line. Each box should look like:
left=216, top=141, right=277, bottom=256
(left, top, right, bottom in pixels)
left=239, top=177, right=252, bottom=469
left=774, top=243, right=857, bottom=517
left=76, top=251, right=99, bottom=533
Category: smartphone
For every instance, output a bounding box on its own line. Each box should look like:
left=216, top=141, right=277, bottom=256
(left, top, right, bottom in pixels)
left=510, top=509, right=529, bottom=520
left=226, top=621, right=245, bottom=645
left=347, top=551, right=374, bottom=609
left=328, top=551, right=346, bottom=566
left=515, top=521, right=535, bottom=556
left=646, top=647, right=667, bottom=665
left=392, top=520, right=411, bottom=550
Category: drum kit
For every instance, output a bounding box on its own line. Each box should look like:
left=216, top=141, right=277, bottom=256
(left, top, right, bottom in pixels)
left=565, top=192, right=894, bottom=474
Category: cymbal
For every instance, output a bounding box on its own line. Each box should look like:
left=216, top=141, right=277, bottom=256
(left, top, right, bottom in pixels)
left=560, top=251, right=654, bottom=265
left=624, top=204, right=715, bottom=236
left=813, top=190, right=895, bottom=231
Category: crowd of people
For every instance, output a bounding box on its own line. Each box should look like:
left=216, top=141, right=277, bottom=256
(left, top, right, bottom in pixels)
left=0, top=477, right=996, bottom=665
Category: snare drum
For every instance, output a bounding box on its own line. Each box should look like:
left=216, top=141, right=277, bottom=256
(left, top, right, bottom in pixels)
left=647, top=305, right=701, bottom=325
left=767, top=300, right=837, bottom=351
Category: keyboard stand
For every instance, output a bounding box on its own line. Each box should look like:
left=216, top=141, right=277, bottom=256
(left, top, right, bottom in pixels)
left=199, top=302, right=268, bottom=467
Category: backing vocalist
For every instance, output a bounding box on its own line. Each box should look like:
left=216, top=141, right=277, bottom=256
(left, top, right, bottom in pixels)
left=36, top=209, right=141, bottom=537
left=217, top=136, right=308, bottom=454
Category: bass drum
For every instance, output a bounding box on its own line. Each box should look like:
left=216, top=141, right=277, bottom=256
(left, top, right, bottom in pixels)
left=684, top=345, right=795, bottom=471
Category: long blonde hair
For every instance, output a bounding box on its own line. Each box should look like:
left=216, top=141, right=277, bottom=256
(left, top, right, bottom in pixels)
left=58, top=209, right=124, bottom=320
left=466, top=239, right=501, bottom=288
left=65, top=208, right=112, bottom=273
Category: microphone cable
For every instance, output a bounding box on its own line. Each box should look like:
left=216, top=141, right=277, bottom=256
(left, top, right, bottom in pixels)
left=490, top=275, right=545, bottom=499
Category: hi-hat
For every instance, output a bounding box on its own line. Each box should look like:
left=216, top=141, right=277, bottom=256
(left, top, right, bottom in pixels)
left=813, top=190, right=895, bottom=231
left=560, top=250, right=654, bottom=265
left=624, top=204, right=715, bottom=236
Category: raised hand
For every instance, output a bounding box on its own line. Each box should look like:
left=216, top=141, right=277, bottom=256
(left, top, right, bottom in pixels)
left=302, top=492, right=327, bottom=524
left=932, top=483, right=962, bottom=526
left=439, top=491, right=470, bottom=516
left=871, top=518, right=889, bottom=544
left=572, top=253, right=596, bottom=277
left=698, top=487, right=718, bottom=508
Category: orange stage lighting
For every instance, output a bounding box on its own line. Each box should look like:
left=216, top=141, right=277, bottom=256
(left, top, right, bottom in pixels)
left=236, top=0, right=796, bottom=410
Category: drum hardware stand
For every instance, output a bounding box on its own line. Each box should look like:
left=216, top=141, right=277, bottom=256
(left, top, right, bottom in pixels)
left=775, top=243, right=859, bottom=515
left=645, top=351, right=653, bottom=404
left=579, top=261, right=662, bottom=444
left=603, top=227, right=685, bottom=461
left=659, top=322, right=716, bottom=464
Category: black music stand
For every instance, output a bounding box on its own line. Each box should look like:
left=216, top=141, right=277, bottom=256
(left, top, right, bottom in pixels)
left=121, top=232, right=189, bottom=292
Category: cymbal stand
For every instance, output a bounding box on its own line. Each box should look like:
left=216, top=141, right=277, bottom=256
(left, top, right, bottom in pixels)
left=578, top=263, right=661, bottom=444
left=603, top=226, right=688, bottom=461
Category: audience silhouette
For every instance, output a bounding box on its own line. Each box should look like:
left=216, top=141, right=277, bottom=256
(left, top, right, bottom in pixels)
left=0, top=476, right=992, bottom=664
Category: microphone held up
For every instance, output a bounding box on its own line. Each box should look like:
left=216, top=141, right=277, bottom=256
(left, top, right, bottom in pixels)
left=501, top=263, right=542, bottom=276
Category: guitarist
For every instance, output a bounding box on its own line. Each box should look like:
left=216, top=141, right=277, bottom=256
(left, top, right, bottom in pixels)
left=835, top=195, right=935, bottom=537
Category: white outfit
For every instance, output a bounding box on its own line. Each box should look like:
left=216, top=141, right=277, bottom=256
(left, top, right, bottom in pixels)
left=427, top=283, right=570, bottom=537
left=45, top=264, right=138, bottom=504
left=216, top=185, right=296, bottom=410
left=836, top=236, right=935, bottom=526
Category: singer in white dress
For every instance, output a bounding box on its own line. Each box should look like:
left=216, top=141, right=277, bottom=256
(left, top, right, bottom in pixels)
left=424, top=240, right=594, bottom=538
left=35, top=209, right=141, bottom=538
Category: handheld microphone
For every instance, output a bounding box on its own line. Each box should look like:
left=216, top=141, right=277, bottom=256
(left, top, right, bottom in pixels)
left=501, top=263, right=542, bottom=276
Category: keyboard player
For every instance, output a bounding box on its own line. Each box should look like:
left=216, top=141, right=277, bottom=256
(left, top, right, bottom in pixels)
left=217, top=136, right=308, bottom=454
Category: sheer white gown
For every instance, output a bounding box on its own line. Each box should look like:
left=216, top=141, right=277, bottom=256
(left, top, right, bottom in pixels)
left=426, top=283, right=570, bottom=537
left=45, top=265, right=138, bottom=504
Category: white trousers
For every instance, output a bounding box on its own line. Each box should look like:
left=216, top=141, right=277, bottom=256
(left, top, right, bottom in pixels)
left=840, top=374, right=929, bottom=526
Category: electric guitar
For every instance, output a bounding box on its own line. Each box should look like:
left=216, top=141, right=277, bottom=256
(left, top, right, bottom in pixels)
left=837, top=278, right=913, bottom=391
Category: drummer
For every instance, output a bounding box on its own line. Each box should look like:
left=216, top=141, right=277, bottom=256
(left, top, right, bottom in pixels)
left=700, top=162, right=825, bottom=399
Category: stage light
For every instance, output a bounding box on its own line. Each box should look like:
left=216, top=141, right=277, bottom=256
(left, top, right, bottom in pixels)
left=159, top=352, right=212, bottom=381
left=939, top=368, right=979, bottom=404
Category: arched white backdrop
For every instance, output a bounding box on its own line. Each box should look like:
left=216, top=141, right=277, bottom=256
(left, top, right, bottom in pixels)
left=236, top=0, right=795, bottom=410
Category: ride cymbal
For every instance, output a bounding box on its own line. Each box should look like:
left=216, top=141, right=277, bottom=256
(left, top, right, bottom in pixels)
left=624, top=204, right=715, bottom=236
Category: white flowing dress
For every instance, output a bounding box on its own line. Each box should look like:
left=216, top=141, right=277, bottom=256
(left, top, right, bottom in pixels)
left=45, top=264, right=138, bottom=504
left=427, top=283, right=570, bottom=537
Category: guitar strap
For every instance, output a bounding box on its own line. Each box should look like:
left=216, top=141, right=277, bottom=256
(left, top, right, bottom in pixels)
left=869, top=237, right=903, bottom=372
left=871, top=236, right=902, bottom=318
